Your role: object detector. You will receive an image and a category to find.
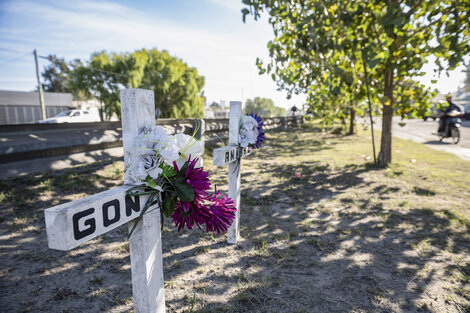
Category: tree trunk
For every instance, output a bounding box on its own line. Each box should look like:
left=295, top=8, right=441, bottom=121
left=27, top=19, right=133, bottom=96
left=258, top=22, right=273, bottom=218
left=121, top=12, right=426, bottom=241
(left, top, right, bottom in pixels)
left=348, top=102, right=355, bottom=135
left=379, top=70, right=394, bottom=166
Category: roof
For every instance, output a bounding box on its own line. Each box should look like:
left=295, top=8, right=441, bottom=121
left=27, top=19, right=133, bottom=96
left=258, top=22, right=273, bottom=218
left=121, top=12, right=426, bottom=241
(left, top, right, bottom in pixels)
left=0, top=90, right=73, bottom=107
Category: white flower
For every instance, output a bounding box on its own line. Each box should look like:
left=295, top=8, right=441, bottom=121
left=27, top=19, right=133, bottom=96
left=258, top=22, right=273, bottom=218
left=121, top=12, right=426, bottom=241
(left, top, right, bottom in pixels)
left=126, top=153, right=164, bottom=187
left=134, top=126, right=179, bottom=165
left=173, top=133, right=204, bottom=168
left=239, top=115, right=259, bottom=148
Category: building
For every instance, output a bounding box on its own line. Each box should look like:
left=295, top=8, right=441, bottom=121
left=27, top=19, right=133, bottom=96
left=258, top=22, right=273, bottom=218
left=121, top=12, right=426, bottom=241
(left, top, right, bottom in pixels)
left=454, top=91, right=470, bottom=111
left=204, top=106, right=229, bottom=119
left=0, top=90, right=73, bottom=124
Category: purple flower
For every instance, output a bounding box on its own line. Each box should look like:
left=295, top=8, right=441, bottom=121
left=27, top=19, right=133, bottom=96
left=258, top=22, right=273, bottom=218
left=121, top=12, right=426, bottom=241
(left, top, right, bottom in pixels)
left=247, top=113, right=265, bottom=149
left=205, top=190, right=236, bottom=234
left=173, top=156, right=210, bottom=213
left=171, top=200, right=211, bottom=231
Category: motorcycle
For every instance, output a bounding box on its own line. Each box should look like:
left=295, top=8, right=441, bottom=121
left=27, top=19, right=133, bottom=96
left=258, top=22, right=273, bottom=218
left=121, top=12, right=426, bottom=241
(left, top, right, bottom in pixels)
left=434, top=109, right=463, bottom=144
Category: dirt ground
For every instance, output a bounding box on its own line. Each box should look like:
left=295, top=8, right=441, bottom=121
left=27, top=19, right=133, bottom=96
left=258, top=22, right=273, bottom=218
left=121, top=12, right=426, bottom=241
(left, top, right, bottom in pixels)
left=1, top=125, right=469, bottom=313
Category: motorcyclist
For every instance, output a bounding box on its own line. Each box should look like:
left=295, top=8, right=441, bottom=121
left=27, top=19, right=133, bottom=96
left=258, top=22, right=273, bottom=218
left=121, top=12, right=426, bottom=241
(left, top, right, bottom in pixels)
left=436, top=96, right=464, bottom=134
left=291, top=105, right=298, bottom=116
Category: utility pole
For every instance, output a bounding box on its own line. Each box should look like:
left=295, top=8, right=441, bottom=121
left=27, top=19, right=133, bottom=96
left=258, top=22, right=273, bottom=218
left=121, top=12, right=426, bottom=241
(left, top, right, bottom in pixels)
left=34, top=49, right=46, bottom=120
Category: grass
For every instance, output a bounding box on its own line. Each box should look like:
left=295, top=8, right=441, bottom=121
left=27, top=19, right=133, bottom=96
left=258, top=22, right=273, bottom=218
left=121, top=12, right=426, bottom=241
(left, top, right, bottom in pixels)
left=1, top=122, right=469, bottom=312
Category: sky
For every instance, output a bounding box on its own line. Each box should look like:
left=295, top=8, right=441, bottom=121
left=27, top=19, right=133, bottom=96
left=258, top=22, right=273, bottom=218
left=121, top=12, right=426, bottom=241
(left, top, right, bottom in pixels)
left=0, top=0, right=468, bottom=110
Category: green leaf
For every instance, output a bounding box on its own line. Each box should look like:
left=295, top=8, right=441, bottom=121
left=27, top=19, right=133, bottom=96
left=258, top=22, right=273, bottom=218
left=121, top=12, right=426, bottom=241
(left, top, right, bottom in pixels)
left=241, top=8, right=250, bottom=23
left=174, top=182, right=194, bottom=202
left=177, top=161, right=189, bottom=178
left=160, top=164, right=177, bottom=178
left=162, top=192, right=177, bottom=217
left=367, top=57, right=382, bottom=70
left=145, top=176, right=157, bottom=189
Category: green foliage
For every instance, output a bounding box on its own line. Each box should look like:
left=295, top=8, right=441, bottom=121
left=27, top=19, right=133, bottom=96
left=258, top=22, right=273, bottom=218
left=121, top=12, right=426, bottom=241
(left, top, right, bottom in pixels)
left=41, top=55, right=87, bottom=100
left=43, top=49, right=205, bottom=120
left=244, top=96, right=285, bottom=116
left=139, top=49, right=205, bottom=118
left=209, top=101, right=221, bottom=108
left=73, top=52, right=124, bottom=120
left=243, top=0, right=469, bottom=164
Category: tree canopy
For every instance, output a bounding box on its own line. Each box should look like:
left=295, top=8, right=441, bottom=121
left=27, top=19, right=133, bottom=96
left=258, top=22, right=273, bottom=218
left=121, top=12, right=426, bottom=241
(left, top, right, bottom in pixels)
left=243, top=0, right=469, bottom=165
left=244, top=97, right=285, bottom=117
left=42, top=48, right=205, bottom=120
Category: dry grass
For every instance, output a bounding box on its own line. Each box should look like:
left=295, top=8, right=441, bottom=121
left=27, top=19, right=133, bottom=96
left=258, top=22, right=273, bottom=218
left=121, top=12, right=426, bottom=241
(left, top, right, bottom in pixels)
left=0, top=123, right=469, bottom=313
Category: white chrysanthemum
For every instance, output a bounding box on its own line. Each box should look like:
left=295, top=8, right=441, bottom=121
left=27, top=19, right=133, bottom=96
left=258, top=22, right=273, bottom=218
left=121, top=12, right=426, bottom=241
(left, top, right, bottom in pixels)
left=126, top=126, right=180, bottom=183
left=239, top=115, right=259, bottom=148
left=173, top=133, right=204, bottom=168
left=126, top=153, right=164, bottom=188
left=134, top=126, right=179, bottom=165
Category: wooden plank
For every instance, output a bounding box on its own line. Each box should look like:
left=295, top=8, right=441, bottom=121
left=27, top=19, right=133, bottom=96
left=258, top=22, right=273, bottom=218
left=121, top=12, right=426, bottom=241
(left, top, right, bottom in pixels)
left=227, top=101, right=242, bottom=244
left=44, top=185, right=156, bottom=251
left=213, top=145, right=251, bottom=167
left=121, top=88, right=166, bottom=313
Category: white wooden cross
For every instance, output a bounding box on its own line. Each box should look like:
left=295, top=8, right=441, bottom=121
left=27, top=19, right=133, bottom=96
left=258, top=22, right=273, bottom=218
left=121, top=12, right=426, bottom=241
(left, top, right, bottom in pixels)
left=213, top=101, right=252, bottom=244
left=44, top=89, right=165, bottom=313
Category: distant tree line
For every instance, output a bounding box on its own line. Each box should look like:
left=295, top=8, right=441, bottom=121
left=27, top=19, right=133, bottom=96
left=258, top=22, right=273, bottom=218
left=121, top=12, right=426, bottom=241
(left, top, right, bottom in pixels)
left=41, top=49, right=205, bottom=120
left=243, top=97, right=285, bottom=117
left=206, top=98, right=286, bottom=117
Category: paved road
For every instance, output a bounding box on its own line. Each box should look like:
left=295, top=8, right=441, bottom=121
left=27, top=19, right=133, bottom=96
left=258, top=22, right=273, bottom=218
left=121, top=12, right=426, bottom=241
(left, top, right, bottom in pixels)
left=388, top=117, right=470, bottom=160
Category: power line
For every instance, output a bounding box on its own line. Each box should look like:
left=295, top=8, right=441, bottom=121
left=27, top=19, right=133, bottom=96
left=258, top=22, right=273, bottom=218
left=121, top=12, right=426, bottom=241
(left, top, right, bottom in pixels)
left=38, top=55, right=129, bottom=77
left=0, top=51, right=32, bottom=65
left=0, top=47, right=27, bottom=54
left=2, top=51, right=130, bottom=79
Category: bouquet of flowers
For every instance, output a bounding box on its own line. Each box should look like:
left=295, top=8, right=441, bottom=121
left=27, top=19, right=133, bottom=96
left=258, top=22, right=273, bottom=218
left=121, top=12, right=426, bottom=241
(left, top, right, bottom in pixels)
left=239, top=113, right=264, bottom=149
left=126, top=126, right=236, bottom=237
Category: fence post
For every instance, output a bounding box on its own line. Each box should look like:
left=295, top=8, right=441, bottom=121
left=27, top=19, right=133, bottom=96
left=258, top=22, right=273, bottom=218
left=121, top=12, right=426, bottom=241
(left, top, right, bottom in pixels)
left=280, top=117, right=286, bottom=130
left=191, top=119, right=205, bottom=140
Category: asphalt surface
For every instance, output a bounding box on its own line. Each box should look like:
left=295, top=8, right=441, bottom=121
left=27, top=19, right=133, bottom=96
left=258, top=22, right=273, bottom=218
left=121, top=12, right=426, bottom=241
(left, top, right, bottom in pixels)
left=388, top=117, right=470, bottom=160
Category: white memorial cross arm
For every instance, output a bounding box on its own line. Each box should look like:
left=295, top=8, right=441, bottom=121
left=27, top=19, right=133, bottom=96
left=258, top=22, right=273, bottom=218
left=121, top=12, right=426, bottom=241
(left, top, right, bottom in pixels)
left=44, top=185, right=156, bottom=251
left=213, top=145, right=251, bottom=167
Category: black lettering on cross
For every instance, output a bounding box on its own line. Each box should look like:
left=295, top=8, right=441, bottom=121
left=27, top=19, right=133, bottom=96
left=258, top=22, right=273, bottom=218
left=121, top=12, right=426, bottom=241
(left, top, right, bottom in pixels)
left=73, top=208, right=96, bottom=240
left=125, top=195, right=140, bottom=217
left=103, top=199, right=120, bottom=227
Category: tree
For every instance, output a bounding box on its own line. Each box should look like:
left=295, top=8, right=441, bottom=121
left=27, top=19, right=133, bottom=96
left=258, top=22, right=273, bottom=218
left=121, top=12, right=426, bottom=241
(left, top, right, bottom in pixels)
left=243, top=0, right=469, bottom=165
left=41, top=55, right=85, bottom=99
left=139, top=49, right=205, bottom=118
left=73, top=52, right=125, bottom=120
left=244, top=97, right=285, bottom=117
left=71, top=48, right=205, bottom=120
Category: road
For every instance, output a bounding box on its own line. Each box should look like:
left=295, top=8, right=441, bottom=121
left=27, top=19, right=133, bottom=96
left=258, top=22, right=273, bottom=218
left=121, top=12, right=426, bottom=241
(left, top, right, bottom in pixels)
left=387, top=117, right=470, bottom=160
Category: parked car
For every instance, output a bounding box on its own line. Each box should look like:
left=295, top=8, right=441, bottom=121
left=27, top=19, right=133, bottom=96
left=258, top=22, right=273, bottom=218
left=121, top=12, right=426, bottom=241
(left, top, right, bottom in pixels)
left=39, top=109, right=101, bottom=123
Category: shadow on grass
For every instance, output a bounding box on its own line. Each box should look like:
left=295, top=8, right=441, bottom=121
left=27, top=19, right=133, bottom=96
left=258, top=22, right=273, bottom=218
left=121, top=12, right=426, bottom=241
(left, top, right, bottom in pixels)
left=424, top=140, right=454, bottom=145
left=1, top=125, right=469, bottom=313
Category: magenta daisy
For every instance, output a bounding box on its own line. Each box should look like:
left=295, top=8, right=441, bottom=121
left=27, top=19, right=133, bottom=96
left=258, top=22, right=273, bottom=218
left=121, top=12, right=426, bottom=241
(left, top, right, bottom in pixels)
left=173, top=156, right=210, bottom=212
left=171, top=200, right=210, bottom=231
left=205, top=190, right=237, bottom=234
